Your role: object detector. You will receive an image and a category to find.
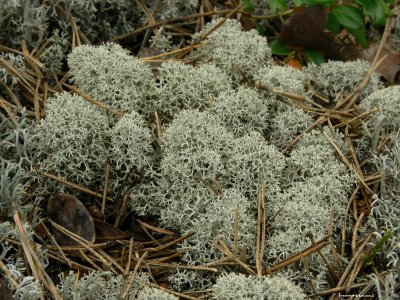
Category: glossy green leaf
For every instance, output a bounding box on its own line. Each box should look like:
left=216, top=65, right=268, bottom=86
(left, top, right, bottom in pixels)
left=326, top=12, right=341, bottom=34
left=256, top=23, right=266, bottom=36
left=293, top=0, right=304, bottom=6
left=331, top=5, right=364, bottom=30
left=241, top=0, right=255, bottom=12
left=303, top=0, right=335, bottom=6
left=348, top=28, right=369, bottom=48
left=304, top=49, right=326, bottom=65
left=269, top=39, right=293, bottom=55
left=355, top=0, right=391, bottom=25
left=268, top=0, right=288, bottom=13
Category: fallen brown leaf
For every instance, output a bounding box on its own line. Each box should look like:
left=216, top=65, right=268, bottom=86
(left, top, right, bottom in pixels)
left=279, top=6, right=339, bottom=59
left=47, top=193, right=95, bottom=246
left=341, top=42, right=400, bottom=83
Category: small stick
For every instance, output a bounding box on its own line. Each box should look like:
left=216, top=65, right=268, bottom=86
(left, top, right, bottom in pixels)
left=101, top=160, right=111, bottom=215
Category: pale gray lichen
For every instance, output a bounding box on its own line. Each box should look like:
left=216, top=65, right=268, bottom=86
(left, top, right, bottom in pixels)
left=208, top=86, right=269, bottom=137
left=58, top=270, right=149, bottom=300
left=269, top=107, right=313, bottom=148
left=211, top=273, right=305, bottom=300
left=305, top=60, right=380, bottom=101
left=0, top=161, right=24, bottom=217
left=40, top=29, right=70, bottom=73
left=68, top=43, right=156, bottom=114
left=223, top=131, right=286, bottom=201
left=191, top=18, right=272, bottom=84
left=155, top=61, right=232, bottom=116
left=31, top=92, right=109, bottom=190
left=361, top=86, right=400, bottom=138
left=146, top=0, right=199, bottom=21
left=285, top=128, right=350, bottom=180
left=0, top=52, right=25, bottom=86
left=254, top=65, right=313, bottom=148
left=256, top=65, right=309, bottom=99
left=108, top=110, right=154, bottom=175
left=178, top=188, right=256, bottom=265
left=137, top=286, right=178, bottom=300
left=0, top=0, right=48, bottom=47
left=13, top=276, right=43, bottom=300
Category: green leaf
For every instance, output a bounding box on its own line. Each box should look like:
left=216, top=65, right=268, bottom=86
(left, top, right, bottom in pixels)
left=256, top=23, right=266, bottom=36
left=269, top=39, right=292, bottom=56
left=326, top=12, right=341, bottom=34
left=355, top=0, right=391, bottom=25
left=348, top=27, right=369, bottom=48
left=240, top=0, right=255, bottom=12
left=304, top=49, right=326, bottom=65
left=303, top=0, right=335, bottom=6
left=293, top=0, right=304, bottom=6
left=363, top=229, right=392, bottom=266
left=268, top=0, right=288, bottom=14
left=331, top=5, right=364, bottom=30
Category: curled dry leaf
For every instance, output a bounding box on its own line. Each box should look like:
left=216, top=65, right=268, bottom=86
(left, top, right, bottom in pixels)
left=279, top=5, right=339, bottom=59
left=94, top=219, right=126, bottom=242
left=47, top=193, right=96, bottom=246
left=341, top=42, right=400, bottom=83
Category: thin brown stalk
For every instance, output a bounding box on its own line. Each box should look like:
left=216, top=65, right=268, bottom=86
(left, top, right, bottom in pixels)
left=136, top=219, right=175, bottom=235
left=264, top=234, right=332, bottom=274
left=101, top=160, right=111, bottom=215
left=322, top=131, right=374, bottom=194
left=338, top=18, right=393, bottom=110
left=256, top=182, right=266, bottom=276
left=14, top=212, right=62, bottom=300
left=330, top=233, right=372, bottom=300
left=351, top=213, right=364, bottom=257
left=233, top=208, right=239, bottom=255
left=110, top=9, right=234, bottom=42
left=307, top=283, right=367, bottom=298
left=63, top=83, right=124, bottom=117
left=0, top=260, right=19, bottom=287
left=42, top=172, right=112, bottom=201
left=342, top=187, right=359, bottom=257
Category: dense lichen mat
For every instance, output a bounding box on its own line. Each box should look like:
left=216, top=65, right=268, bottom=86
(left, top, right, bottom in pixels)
left=1, top=2, right=400, bottom=299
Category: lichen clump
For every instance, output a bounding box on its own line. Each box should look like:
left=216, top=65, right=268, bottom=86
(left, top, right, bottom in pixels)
left=4, top=14, right=399, bottom=299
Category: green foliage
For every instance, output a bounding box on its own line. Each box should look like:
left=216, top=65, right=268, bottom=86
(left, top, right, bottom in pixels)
left=331, top=5, right=364, bottom=30
left=267, top=0, right=288, bottom=13
left=302, top=0, right=335, bottom=5
left=304, top=49, right=326, bottom=64
left=269, top=39, right=292, bottom=56
left=241, top=0, right=255, bottom=12
left=355, top=0, right=392, bottom=25
left=363, top=229, right=393, bottom=266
